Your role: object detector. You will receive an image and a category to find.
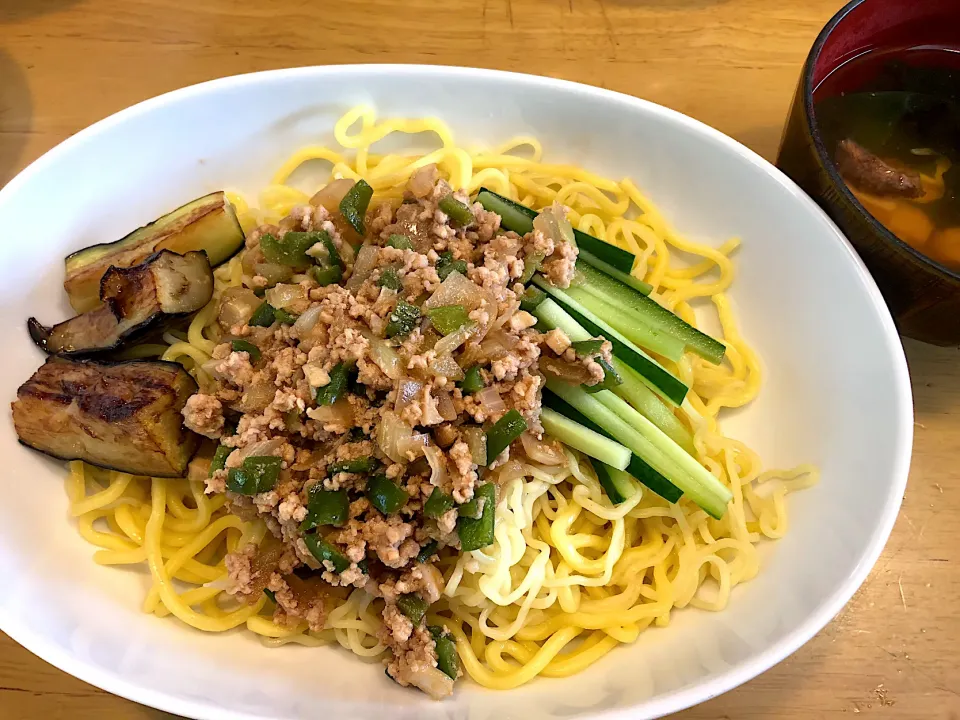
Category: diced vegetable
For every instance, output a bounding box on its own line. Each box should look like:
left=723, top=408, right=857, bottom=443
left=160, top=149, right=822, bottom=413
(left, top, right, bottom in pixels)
left=263, top=588, right=277, bottom=603
left=424, top=487, right=455, bottom=519
left=457, top=496, right=482, bottom=520
left=475, top=188, right=636, bottom=272
left=457, top=482, right=496, bottom=551
left=249, top=302, right=276, bottom=327
left=416, top=540, right=439, bottom=563
left=591, top=459, right=639, bottom=504
left=429, top=626, right=460, bottom=680
left=231, top=339, right=261, bottom=363
left=243, top=456, right=282, bottom=493
left=226, top=467, right=257, bottom=495
left=385, top=299, right=422, bottom=338
left=427, top=305, right=470, bottom=335
left=301, top=488, right=349, bottom=530
left=519, top=252, right=544, bottom=285
left=304, top=534, right=350, bottom=573
left=571, top=339, right=604, bottom=354
left=64, top=191, right=243, bottom=313
left=260, top=232, right=316, bottom=269
left=328, top=457, right=377, bottom=475
left=274, top=308, right=297, bottom=324
left=485, top=409, right=527, bottom=465
left=377, top=268, right=401, bottom=290
left=366, top=473, right=409, bottom=514
left=438, top=195, right=475, bottom=227
left=519, top=285, right=546, bottom=312
left=305, top=230, right=343, bottom=268
left=540, top=406, right=630, bottom=470
left=339, top=179, right=373, bottom=236
left=397, top=594, right=429, bottom=626
left=30, top=250, right=214, bottom=356
left=436, top=251, right=468, bottom=281
left=309, top=265, right=343, bottom=286
left=12, top=357, right=200, bottom=477
left=533, top=277, right=688, bottom=406
left=316, top=362, right=349, bottom=406
left=573, top=261, right=724, bottom=364
left=209, top=444, right=232, bottom=476
left=459, top=365, right=484, bottom=393
left=583, top=356, right=622, bottom=393
left=387, top=234, right=413, bottom=250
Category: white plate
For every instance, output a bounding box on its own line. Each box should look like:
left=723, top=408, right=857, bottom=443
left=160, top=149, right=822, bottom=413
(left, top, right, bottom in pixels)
left=0, top=65, right=912, bottom=720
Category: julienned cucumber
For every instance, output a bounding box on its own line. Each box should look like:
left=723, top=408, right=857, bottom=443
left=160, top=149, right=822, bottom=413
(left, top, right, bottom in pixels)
left=574, top=262, right=726, bottom=365
left=533, top=277, right=688, bottom=406
left=573, top=252, right=653, bottom=296
left=567, top=288, right=685, bottom=362
left=546, top=379, right=731, bottom=518
left=591, top=459, right=639, bottom=505
left=475, top=188, right=637, bottom=274
left=540, top=407, right=631, bottom=470
left=542, top=390, right=682, bottom=503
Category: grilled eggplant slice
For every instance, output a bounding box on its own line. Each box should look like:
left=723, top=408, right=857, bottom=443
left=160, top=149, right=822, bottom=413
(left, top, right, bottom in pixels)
left=12, top=357, right=200, bottom=477
left=64, top=191, right=243, bottom=313
left=29, top=250, right=214, bottom=355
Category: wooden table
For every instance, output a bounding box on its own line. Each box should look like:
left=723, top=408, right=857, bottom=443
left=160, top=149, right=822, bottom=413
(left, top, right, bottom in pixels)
left=1, top=1, right=957, bottom=717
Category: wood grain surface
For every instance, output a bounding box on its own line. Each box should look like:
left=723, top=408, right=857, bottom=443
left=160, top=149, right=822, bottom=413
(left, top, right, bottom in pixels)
left=1, top=1, right=957, bottom=718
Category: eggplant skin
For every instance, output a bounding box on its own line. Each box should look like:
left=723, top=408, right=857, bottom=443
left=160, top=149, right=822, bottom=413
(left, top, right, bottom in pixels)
left=29, top=249, right=213, bottom=356
left=11, top=356, right=200, bottom=477
left=64, top=191, right=243, bottom=314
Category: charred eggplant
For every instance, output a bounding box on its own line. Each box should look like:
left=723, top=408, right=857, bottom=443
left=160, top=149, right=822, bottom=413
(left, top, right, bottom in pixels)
left=64, top=191, right=243, bottom=313
left=11, top=356, right=200, bottom=477
left=30, top=249, right=213, bottom=355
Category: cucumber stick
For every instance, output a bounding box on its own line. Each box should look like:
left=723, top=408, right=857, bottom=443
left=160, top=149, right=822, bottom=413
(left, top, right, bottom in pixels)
left=475, top=188, right=637, bottom=274
left=540, top=407, right=631, bottom=470
left=574, top=252, right=653, bottom=296
left=592, top=460, right=639, bottom=504
left=574, top=262, right=725, bottom=365
left=533, top=276, right=688, bottom=406
left=546, top=379, right=731, bottom=519
left=567, top=287, right=685, bottom=362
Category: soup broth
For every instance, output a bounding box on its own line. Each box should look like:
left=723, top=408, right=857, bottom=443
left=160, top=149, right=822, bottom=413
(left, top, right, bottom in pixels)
left=815, top=46, right=960, bottom=271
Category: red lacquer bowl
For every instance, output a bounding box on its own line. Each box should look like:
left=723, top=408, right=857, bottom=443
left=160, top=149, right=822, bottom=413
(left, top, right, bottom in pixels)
left=777, top=0, right=960, bottom=345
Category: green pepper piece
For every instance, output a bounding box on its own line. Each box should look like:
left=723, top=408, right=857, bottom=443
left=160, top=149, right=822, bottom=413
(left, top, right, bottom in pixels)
left=249, top=302, right=276, bottom=327
left=339, top=179, right=373, bottom=236
left=328, top=457, right=377, bottom=475
left=428, top=625, right=461, bottom=680
left=424, top=487, right=455, bottom=519
left=226, top=467, right=257, bottom=495
left=385, top=299, right=421, bottom=338
left=457, top=482, right=496, bottom=551
left=485, top=409, right=527, bottom=465
left=274, top=308, right=297, bottom=324
left=377, top=268, right=401, bottom=290
left=583, top=356, right=622, bottom=394
left=427, top=304, right=470, bottom=335
left=571, top=339, right=604, bottom=354
left=243, top=456, right=282, bottom=493
left=366, top=473, right=409, bottom=515
left=264, top=588, right=277, bottom=603
left=397, top=594, right=429, bottom=627
left=458, top=365, right=484, bottom=393
left=309, top=264, right=343, bottom=287
left=260, top=231, right=316, bottom=269
left=416, top=540, right=439, bottom=564
left=301, top=488, right=349, bottom=530
left=387, top=234, right=413, bottom=250
left=457, top=496, right=482, bottom=520
left=209, top=444, right=232, bottom=476
left=436, top=251, right=468, bottom=281
left=303, top=534, right=350, bottom=573
left=231, top=339, right=261, bottom=363
left=315, top=362, right=349, bottom=406
left=519, top=251, right=545, bottom=284
left=519, top=286, right=546, bottom=312
left=438, top=194, right=474, bottom=227
left=308, top=230, right=342, bottom=268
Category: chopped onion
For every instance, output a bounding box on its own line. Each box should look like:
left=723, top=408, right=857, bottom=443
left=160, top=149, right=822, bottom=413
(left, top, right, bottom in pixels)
left=475, top=386, right=505, bottom=414
left=534, top=202, right=575, bottom=247
left=369, top=337, right=402, bottom=380
left=408, top=665, right=454, bottom=700
left=293, top=305, right=324, bottom=335
left=395, top=377, right=424, bottom=414
left=491, top=299, right=521, bottom=332
left=376, top=410, right=428, bottom=463
left=540, top=356, right=594, bottom=384
left=477, top=329, right=516, bottom=362
left=306, top=397, right=355, bottom=427
left=434, top=322, right=476, bottom=356
left=494, top=458, right=526, bottom=484
left=425, top=271, right=483, bottom=310
left=254, top=262, right=294, bottom=286
left=409, top=165, right=439, bottom=199
left=241, top=382, right=275, bottom=413
left=310, top=178, right=355, bottom=212
left=430, top=353, right=465, bottom=381
left=400, top=431, right=431, bottom=459
left=423, top=445, right=448, bottom=488
left=218, top=287, right=261, bottom=329
left=346, top=244, right=379, bottom=291
left=461, top=427, right=487, bottom=466
left=265, top=283, right=306, bottom=310
left=435, top=389, right=457, bottom=421
left=520, top=432, right=565, bottom=466
left=236, top=437, right=285, bottom=462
